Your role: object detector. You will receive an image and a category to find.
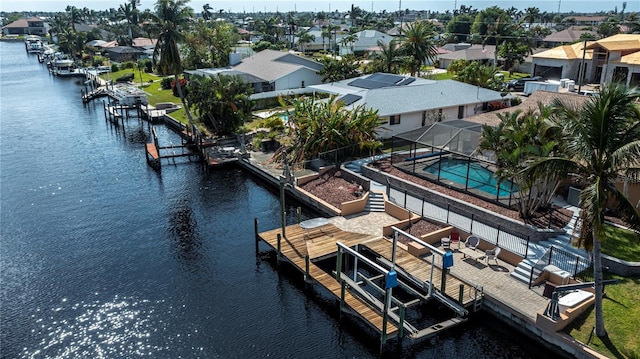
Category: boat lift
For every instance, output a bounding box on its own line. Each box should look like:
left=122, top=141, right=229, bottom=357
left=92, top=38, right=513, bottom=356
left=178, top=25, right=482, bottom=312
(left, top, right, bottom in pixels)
left=335, top=226, right=477, bottom=350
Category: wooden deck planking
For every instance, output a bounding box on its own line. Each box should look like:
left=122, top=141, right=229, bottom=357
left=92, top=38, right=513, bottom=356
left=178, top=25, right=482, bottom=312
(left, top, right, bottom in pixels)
left=146, top=143, right=159, bottom=160
left=363, top=239, right=477, bottom=307
left=258, top=223, right=398, bottom=337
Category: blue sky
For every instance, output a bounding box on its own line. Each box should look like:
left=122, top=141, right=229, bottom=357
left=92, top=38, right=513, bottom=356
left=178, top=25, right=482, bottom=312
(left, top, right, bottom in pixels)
left=1, top=0, right=635, bottom=14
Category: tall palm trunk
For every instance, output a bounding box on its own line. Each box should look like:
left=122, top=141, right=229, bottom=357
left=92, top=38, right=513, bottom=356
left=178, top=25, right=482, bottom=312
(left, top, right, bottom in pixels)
left=173, top=73, right=195, bottom=136
left=592, top=232, right=606, bottom=336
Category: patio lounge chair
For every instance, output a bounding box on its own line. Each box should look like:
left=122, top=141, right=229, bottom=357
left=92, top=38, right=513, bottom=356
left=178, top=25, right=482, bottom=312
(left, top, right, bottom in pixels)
left=485, top=247, right=501, bottom=265
left=465, top=235, right=480, bottom=250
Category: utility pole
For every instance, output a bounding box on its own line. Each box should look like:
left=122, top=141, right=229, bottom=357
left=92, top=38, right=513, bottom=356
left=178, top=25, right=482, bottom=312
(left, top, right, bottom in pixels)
left=578, top=39, right=587, bottom=94
left=399, top=0, right=403, bottom=36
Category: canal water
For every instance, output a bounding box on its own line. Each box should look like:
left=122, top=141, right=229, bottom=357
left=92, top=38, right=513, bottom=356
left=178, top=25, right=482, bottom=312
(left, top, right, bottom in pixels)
left=0, top=41, right=555, bottom=358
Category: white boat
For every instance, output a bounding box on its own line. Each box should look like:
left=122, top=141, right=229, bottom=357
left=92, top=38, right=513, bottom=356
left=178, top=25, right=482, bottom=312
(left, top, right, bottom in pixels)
left=25, top=35, right=44, bottom=53
left=51, top=58, right=76, bottom=76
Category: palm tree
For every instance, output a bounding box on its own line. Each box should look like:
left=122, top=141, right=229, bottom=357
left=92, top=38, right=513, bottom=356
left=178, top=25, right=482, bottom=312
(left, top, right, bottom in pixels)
left=321, top=28, right=330, bottom=52
left=525, top=84, right=640, bottom=338
left=523, top=7, right=540, bottom=27
left=202, top=3, right=212, bottom=21
left=370, top=39, right=405, bottom=74
left=296, top=30, right=315, bottom=52
left=48, top=14, right=69, bottom=42
left=327, top=23, right=339, bottom=56
left=65, top=5, right=83, bottom=32
left=479, top=105, right=562, bottom=218
left=401, top=21, right=438, bottom=77
left=151, top=0, right=196, bottom=132
left=118, top=2, right=139, bottom=45
left=275, top=95, right=384, bottom=164
left=340, top=33, right=358, bottom=54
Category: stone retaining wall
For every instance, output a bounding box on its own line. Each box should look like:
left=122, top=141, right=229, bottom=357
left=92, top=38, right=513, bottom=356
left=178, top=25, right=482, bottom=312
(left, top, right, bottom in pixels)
left=602, top=255, right=640, bottom=276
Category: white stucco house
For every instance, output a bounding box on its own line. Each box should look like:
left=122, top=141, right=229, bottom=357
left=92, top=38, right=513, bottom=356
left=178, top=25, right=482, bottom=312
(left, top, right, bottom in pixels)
left=309, top=73, right=510, bottom=139
left=339, top=30, right=392, bottom=55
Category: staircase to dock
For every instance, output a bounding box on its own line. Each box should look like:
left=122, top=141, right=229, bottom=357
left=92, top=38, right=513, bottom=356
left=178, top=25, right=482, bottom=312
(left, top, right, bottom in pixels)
left=365, top=192, right=386, bottom=212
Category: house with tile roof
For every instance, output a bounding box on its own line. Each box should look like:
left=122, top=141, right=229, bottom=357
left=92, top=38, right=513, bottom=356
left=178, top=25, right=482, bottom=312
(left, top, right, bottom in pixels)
left=464, top=90, right=588, bottom=127
left=541, top=26, right=597, bottom=47
left=2, top=17, right=46, bottom=36
left=309, top=73, right=509, bottom=139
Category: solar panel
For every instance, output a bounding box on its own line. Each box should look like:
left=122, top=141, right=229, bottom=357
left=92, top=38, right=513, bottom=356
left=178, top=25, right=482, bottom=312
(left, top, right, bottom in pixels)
left=348, top=73, right=412, bottom=89
left=337, top=94, right=362, bottom=106
left=348, top=78, right=387, bottom=89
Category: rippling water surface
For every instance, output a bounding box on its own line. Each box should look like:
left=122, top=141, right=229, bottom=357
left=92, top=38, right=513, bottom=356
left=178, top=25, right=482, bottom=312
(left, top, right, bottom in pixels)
left=1, top=41, right=555, bottom=358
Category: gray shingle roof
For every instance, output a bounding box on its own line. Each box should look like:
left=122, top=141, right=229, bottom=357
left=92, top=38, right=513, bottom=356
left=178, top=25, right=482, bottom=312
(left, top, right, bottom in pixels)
left=311, top=75, right=507, bottom=117
left=232, top=49, right=322, bottom=82
left=360, top=80, right=507, bottom=116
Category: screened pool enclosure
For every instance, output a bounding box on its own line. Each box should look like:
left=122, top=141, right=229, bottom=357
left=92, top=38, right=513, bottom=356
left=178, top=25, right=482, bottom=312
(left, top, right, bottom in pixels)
left=390, top=120, right=518, bottom=207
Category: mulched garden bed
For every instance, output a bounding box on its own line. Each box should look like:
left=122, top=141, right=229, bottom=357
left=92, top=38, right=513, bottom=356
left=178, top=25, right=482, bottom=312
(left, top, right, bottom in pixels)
left=300, top=169, right=360, bottom=208
left=395, top=219, right=447, bottom=244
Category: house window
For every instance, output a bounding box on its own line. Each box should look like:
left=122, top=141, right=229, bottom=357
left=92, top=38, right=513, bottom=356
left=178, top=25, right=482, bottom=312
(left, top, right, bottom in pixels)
left=421, top=111, right=426, bottom=127
left=458, top=105, right=464, bottom=119
left=390, top=115, right=401, bottom=125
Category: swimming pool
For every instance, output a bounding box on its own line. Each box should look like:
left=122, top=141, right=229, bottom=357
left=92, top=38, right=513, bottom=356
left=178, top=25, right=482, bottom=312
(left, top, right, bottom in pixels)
left=423, top=158, right=517, bottom=197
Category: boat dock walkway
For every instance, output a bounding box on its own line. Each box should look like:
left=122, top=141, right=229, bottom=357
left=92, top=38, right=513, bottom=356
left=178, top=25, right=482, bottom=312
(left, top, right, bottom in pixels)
left=256, top=210, right=484, bottom=343
left=257, top=223, right=400, bottom=339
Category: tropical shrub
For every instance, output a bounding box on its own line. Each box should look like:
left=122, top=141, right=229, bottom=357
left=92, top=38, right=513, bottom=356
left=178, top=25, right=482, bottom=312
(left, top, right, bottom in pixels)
left=111, top=63, right=119, bottom=72
left=116, top=73, right=135, bottom=82
left=171, top=78, right=188, bottom=97
left=273, top=95, right=385, bottom=164
left=160, top=77, right=173, bottom=90
left=187, top=74, right=253, bottom=135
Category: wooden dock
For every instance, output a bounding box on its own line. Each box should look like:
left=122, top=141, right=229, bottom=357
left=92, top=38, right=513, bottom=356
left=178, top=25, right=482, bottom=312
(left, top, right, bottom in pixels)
left=258, top=221, right=485, bottom=344
left=258, top=223, right=399, bottom=338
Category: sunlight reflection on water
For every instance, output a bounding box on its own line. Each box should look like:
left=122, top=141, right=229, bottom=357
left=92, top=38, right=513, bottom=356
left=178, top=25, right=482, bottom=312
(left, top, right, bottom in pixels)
left=22, top=295, right=185, bottom=359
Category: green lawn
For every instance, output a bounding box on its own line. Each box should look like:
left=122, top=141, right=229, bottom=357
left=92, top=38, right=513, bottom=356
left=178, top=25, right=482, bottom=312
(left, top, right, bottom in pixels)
left=601, top=225, right=640, bottom=262
left=100, top=70, right=188, bottom=124
left=565, top=276, right=640, bottom=359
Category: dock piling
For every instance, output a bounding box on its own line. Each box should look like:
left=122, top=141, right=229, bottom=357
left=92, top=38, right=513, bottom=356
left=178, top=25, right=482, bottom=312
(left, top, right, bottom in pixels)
left=304, top=255, right=311, bottom=283
left=276, top=233, right=282, bottom=263
left=254, top=218, right=259, bottom=254
left=340, top=280, right=346, bottom=312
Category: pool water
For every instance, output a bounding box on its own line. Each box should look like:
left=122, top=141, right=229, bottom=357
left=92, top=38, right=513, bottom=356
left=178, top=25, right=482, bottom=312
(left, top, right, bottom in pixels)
left=278, top=113, right=289, bottom=123
left=423, top=158, right=517, bottom=197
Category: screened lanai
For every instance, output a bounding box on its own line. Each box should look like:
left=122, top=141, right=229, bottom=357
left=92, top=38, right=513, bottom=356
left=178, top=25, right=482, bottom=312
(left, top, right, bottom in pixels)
left=390, top=120, right=518, bottom=206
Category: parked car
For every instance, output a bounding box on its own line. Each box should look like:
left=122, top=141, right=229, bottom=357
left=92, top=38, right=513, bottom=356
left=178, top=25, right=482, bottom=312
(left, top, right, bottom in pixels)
left=506, top=76, right=542, bottom=92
